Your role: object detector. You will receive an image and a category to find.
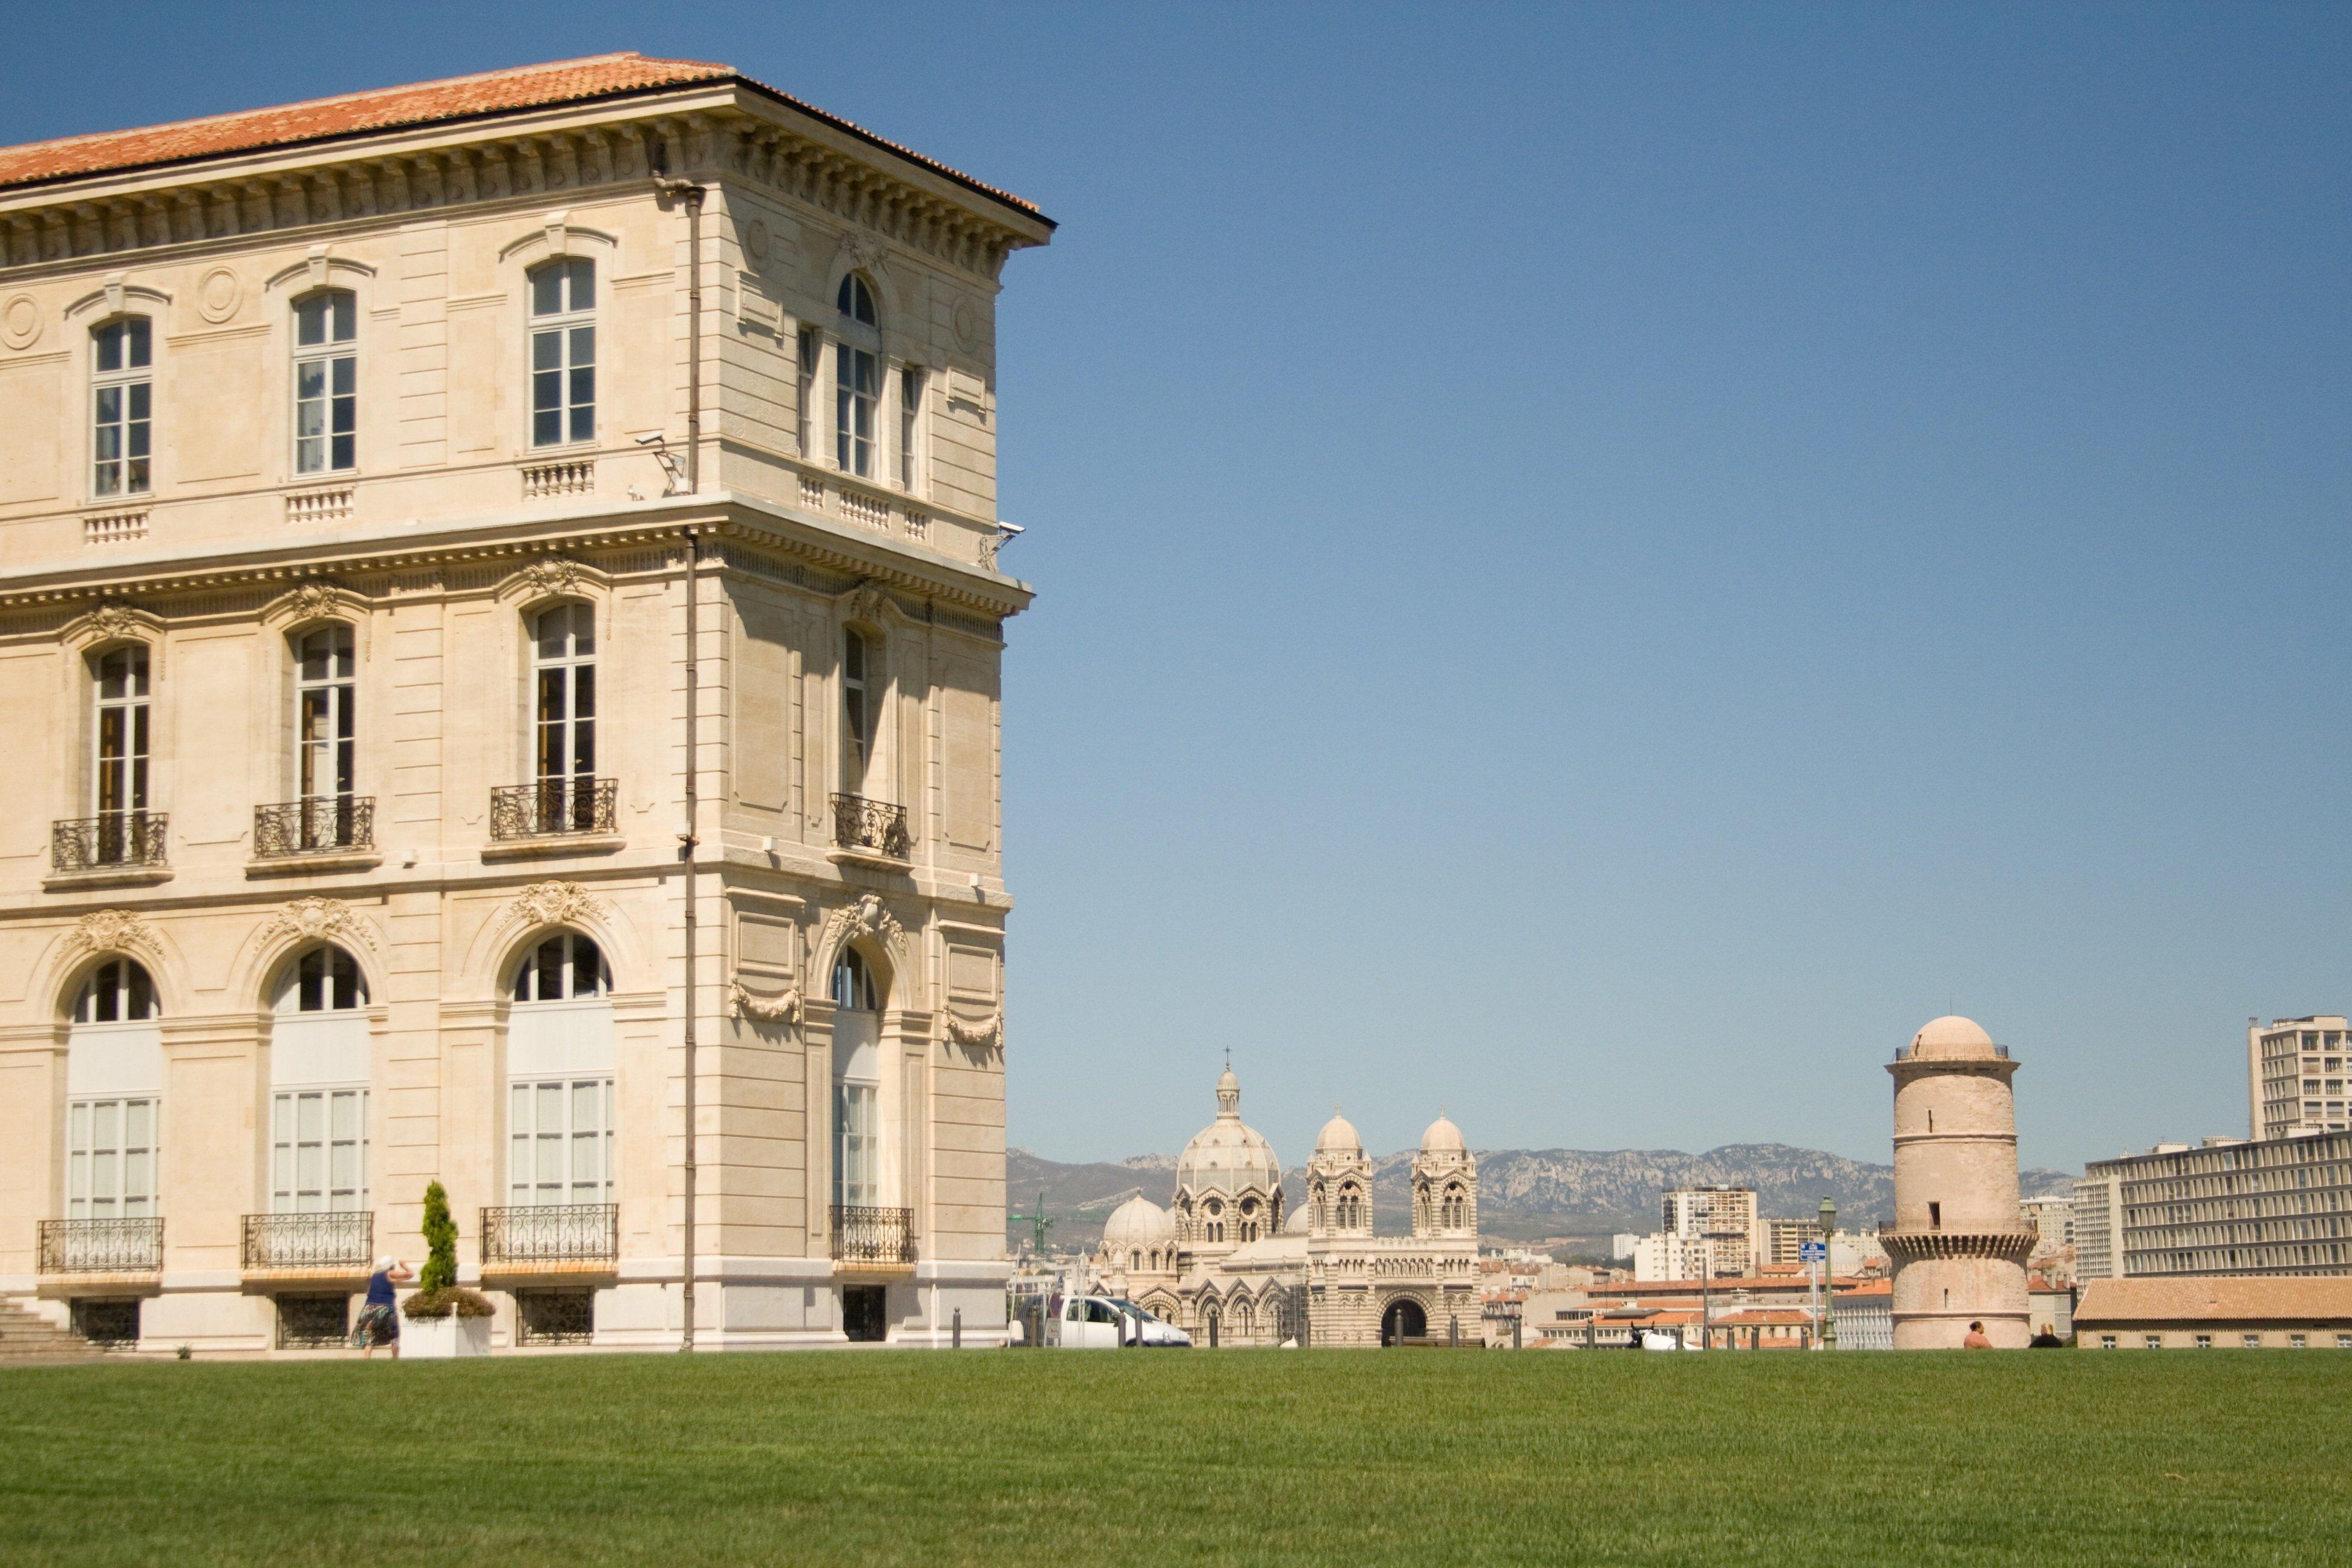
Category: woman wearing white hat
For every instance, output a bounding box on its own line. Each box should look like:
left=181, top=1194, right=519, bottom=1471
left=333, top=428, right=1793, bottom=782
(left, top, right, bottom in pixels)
left=354, top=1255, right=413, bottom=1358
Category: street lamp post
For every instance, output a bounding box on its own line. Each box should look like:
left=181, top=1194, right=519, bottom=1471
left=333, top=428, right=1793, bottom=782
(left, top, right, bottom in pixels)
left=1818, top=1196, right=1838, bottom=1351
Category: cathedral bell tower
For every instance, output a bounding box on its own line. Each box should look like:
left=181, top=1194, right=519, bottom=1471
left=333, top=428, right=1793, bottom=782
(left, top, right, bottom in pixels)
left=1307, top=1109, right=1371, bottom=1238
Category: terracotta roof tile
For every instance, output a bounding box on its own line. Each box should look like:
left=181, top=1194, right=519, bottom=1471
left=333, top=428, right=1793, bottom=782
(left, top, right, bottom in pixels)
left=2076, top=1276, right=2352, bottom=1324
left=0, top=52, right=1044, bottom=220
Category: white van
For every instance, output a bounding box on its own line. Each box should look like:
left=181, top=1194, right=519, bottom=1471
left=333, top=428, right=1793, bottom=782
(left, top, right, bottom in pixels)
left=1053, top=1295, right=1191, bottom=1348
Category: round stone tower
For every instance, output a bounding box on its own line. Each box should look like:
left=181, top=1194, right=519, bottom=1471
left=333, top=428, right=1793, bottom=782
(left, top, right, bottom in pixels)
left=1884, top=1015, right=2033, bottom=1348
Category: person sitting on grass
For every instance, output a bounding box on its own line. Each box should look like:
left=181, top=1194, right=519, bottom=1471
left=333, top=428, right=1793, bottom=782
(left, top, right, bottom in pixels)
left=1962, top=1320, right=1993, bottom=1349
left=2030, top=1322, right=2066, bottom=1348
left=354, top=1256, right=413, bottom=1359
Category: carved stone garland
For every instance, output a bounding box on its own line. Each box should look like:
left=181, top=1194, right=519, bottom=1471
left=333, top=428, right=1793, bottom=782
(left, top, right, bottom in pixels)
left=944, top=1002, right=1005, bottom=1053
left=729, top=980, right=802, bottom=1025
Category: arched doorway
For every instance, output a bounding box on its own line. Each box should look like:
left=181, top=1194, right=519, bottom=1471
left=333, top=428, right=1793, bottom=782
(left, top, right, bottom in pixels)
left=1203, top=1304, right=1220, bottom=1348
left=1380, top=1297, right=1426, bottom=1347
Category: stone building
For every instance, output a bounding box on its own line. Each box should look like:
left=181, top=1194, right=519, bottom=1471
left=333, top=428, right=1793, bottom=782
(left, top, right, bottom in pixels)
left=1091, top=1072, right=1481, bottom=1347
left=0, top=55, right=1053, bottom=1351
left=1882, top=1016, right=2033, bottom=1348
left=2074, top=1276, right=2352, bottom=1349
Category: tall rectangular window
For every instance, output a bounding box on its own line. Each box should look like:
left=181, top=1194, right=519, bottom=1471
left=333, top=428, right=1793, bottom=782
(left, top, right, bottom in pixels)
left=93, top=644, right=150, bottom=827
left=836, top=343, right=877, bottom=476
left=898, top=365, right=922, bottom=491
left=797, top=328, right=820, bottom=458
left=833, top=1082, right=877, bottom=1207
left=91, top=318, right=152, bottom=497
left=271, top=1088, right=368, bottom=1214
left=293, top=291, right=358, bottom=474
left=67, top=1097, right=158, bottom=1219
left=529, top=258, right=595, bottom=447
left=295, top=626, right=355, bottom=802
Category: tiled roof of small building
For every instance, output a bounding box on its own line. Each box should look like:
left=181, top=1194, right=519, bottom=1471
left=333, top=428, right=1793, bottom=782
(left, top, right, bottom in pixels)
left=0, top=52, right=1044, bottom=218
left=2076, top=1276, right=2352, bottom=1324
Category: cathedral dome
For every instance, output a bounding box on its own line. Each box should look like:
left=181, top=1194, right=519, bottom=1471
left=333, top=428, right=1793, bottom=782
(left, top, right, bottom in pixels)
left=1906, top=1015, right=2000, bottom=1060
left=1315, top=1110, right=1363, bottom=1156
left=1419, top=1114, right=1466, bottom=1155
left=1101, top=1193, right=1175, bottom=1249
left=1176, top=1067, right=1282, bottom=1195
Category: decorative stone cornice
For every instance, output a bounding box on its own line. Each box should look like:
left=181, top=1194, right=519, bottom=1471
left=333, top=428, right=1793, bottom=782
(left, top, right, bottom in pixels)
left=1877, top=1229, right=2036, bottom=1261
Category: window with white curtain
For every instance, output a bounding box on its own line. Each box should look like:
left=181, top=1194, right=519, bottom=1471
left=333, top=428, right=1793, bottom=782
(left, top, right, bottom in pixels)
left=68, top=1097, right=157, bottom=1220
left=270, top=944, right=370, bottom=1214
left=509, top=1077, right=613, bottom=1206
left=67, top=958, right=163, bottom=1221
left=832, top=946, right=880, bottom=1209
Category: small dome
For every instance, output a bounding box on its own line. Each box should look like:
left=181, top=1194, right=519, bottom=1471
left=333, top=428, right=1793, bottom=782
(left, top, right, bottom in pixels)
left=1282, top=1203, right=1310, bottom=1235
left=1420, top=1114, right=1466, bottom=1154
left=1907, top=1014, right=2000, bottom=1060
left=1101, top=1194, right=1175, bottom=1248
left=1315, top=1110, right=1363, bottom=1155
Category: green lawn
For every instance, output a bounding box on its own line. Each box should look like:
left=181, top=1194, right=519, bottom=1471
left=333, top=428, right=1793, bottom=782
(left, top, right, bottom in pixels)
left=2, top=1350, right=2346, bottom=1566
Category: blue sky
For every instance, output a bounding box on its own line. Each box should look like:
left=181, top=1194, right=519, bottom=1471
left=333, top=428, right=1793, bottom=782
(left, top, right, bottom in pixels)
left=8, top=4, right=2345, bottom=1174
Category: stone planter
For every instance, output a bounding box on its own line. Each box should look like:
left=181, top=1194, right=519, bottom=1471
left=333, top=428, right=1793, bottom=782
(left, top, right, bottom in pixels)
left=400, top=1312, right=492, bottom=1359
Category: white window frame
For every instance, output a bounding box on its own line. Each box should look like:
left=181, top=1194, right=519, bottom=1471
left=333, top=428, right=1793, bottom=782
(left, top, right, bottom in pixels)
left=528, top=258, right=596, bottom=449
left=90, top=316, right=152, bottom=498
left=66, top=1096, right=159, bottom=1220
left=898, top=363, right=924, bottom=493
left=532, top=603, right=597, bottom=786
left=509, top=1076, right=614, bottom=1207
left=292, top=290, right=358, bottom=475
left=835, top=275, right=878, bottom=477
left=91, top=644, right=151, bottom=820
left=271, top=1087, right=369, bottom=1215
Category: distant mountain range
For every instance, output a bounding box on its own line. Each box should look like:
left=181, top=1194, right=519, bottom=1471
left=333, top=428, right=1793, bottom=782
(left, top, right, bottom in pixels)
left=1006, top=1143, right=2077, bottom=1252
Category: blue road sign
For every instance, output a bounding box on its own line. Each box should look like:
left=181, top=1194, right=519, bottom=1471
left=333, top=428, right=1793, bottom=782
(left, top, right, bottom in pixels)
left=1799, top=1240, right=1827, bottom=1261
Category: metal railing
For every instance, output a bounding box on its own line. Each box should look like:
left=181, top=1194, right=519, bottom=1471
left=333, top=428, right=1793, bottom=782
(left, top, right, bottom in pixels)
left=831, top=1204, right=915, bottom=1264
left=489, top=778, right=617, bottom=840
left=241, top=1211, right=373, bottom=1272
left=51, top=812, right=168, bottom=873
left=829, top=793, right=911, bottom=858
left=38, top=1217, right=164, bottom=1274
left=253, top=797, right=375, bottom=858
left=480, top=1203, right=620, bottom=1266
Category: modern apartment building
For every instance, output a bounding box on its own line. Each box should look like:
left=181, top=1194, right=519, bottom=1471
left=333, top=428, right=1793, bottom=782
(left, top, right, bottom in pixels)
left=2082, top=1132, right=2352, bottom=1279
left=0, top=55, right=1053, bottom=1352
left=2247, top=1015, right=2351, bottom=1142
left=1660, top=1186, right=1761, bottom=1278
left=2072, top=1173, right=2121, bottom=1281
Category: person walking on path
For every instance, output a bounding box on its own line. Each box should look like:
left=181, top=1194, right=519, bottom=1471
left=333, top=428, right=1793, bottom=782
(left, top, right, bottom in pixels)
left=355, top=1256, right=412, bottom=1358
left=1962, top=1320, right=1993, bottom=1349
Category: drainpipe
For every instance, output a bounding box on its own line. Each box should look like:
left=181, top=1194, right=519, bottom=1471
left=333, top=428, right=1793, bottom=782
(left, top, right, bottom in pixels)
left=658, top=172, right=705, bottom=1350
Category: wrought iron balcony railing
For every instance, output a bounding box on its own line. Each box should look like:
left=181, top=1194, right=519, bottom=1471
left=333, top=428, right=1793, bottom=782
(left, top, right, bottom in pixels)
left=480, top=1203, right=620, bottom=1266
left=38, top=1217, right=164, bottom=1274
left=831, top=1204, right=915, bottom=1264
left=490, top=778, right=618, bottom=840
left=253, top=797, right=375, bottom=858
left=51, top=812, right=168, bottom=874
left=241, top=1210, right=373, bottom=1272
left=830, top=794, right=911, bottom=858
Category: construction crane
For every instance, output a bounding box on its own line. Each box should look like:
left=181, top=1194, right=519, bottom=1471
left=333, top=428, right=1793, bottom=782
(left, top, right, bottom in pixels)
left=1008, top=1191, right=1055, bottom=1259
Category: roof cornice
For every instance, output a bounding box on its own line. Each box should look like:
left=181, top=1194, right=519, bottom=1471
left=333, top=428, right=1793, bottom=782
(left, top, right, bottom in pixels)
left=0, top=92, right=1047, bottom=284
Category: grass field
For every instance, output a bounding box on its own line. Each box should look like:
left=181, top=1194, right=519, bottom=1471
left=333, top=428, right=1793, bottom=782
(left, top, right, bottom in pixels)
left=3, top=1350, right=2348, bottom=1566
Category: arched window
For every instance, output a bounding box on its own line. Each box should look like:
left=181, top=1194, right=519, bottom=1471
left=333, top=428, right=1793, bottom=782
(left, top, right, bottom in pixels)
left=292, top=290, right=357, bottom=474
left=835, top=274, right=878, bottom=477
left=75, top=958, right=158, bottom=1022
left=91, top=317, right=152, bottom=496
left=529, top=258, right=595, bottom=447
left=278, top=944, right=368, bottom=1012
left=1443, top=1185, right=1466, bottom=1230
left=508, top=929, right=614, bottom=1212
left=831, top=947, right=878, bottom=1011
left=90, top=645, right=151, bottom=862
left=512, top=931, right=608, bottom=1001
left=270, top=945, right=369, bottom=1214
left=68, top=958, right=161, bottom=1223
left=532, top=603, right=598, bottom=831
left=1130, top=1249, right=1142, bottom=1270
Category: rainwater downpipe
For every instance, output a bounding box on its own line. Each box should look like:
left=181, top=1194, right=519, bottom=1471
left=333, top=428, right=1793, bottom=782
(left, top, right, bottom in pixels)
left=658, top=173, right=705, bottom=1350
